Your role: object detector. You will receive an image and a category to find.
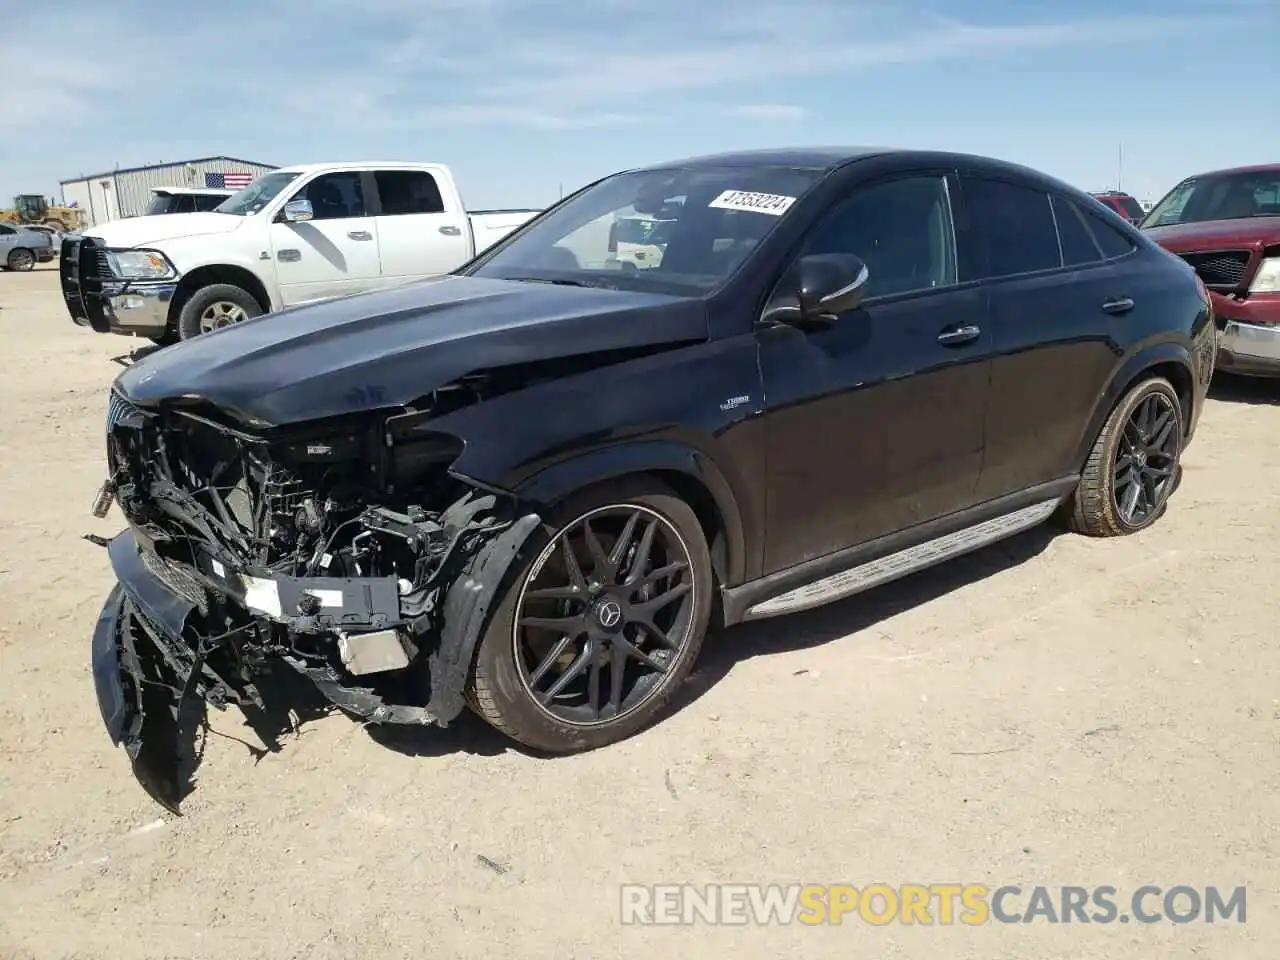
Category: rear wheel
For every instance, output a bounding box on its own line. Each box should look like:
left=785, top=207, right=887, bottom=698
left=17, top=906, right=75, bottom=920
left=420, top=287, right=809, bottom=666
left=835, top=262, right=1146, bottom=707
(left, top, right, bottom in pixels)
left=1067, top=376, right=1183, bottom=536
left=468, top=477, right=712, bottom=753
left=175, top=283, right=262, bottom=340
left=7, top=248, right=35, bottom=271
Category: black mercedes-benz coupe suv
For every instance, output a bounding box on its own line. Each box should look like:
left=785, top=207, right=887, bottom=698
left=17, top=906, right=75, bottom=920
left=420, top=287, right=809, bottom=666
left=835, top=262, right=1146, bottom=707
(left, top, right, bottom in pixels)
left=66, top=147, right=1216, bottom=811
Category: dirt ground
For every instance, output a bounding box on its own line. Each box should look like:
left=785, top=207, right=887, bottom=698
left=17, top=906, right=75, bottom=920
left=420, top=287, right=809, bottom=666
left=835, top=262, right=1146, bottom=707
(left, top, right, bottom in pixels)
left=0, top=263, right=1276, bottom=959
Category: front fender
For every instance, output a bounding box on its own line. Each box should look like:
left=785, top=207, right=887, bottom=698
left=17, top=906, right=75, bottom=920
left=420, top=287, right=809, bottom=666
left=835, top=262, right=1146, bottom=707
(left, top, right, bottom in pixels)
left=1072, top=339, right=1196, bottom=469
left=506, top=440, right=750, bottom=587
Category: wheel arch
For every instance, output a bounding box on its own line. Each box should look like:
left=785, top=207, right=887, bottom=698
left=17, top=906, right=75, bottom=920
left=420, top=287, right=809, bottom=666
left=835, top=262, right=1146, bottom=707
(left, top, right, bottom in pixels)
left=508, top=441, right=747, bottom=593
left=165, top=264, right=272, bottom=330
left=1074, top=342, right=1195, bottom=471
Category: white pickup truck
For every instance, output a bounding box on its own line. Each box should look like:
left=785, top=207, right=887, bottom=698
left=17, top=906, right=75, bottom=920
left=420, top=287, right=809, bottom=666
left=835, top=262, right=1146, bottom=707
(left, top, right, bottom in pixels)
left=60, top=161, right=541, bottom=342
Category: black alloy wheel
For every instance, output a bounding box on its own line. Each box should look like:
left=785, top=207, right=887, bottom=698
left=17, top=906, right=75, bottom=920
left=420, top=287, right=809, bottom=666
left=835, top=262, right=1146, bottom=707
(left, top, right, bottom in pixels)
left=1066, top=376, right=1184, bottom=537
left=468, top=478, right=713, bottom=752
left=1113, top=391, right=1180, bottom=526
left=514, top=503, right=696, bottom=726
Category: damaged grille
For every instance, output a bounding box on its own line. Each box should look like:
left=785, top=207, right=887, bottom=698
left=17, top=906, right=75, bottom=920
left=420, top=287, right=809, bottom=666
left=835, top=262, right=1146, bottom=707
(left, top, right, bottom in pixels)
left=140, top=548, right=210, bottom=613
left=1178, top=250, right=1252, bottom=291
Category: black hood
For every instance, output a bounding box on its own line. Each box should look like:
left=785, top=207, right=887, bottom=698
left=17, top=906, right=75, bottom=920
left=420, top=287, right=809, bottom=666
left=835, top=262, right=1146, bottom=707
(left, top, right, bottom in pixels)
left=114, top=276, right=708, bottom=426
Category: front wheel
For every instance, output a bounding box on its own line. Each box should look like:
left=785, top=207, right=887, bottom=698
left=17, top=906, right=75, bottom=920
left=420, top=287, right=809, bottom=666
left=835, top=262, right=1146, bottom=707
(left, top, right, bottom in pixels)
left=6, top=248, right=35, bottom=272
left=468, top=477, right=713, bottom=753
left=175, top=283, right=262, bottom=340
left=1066, top=376, right=1184, bottom=536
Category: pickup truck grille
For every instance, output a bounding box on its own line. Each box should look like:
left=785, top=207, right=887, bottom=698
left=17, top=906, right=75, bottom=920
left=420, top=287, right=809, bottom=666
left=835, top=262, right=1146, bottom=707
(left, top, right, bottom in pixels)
left=1177, top=250, right=1252, bottom=291
left=59, top=234, right=113, bottom=331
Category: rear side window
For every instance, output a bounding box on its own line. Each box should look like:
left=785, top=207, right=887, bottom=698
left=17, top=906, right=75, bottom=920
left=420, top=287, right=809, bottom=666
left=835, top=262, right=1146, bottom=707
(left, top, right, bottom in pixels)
left=966, top=177, right=1061, bottom=278
left=1082, top=208, right=1137, bottom=259
left=376, top=170, right=445, bottom=215
left=1052, top=196, right=1103, bottom=266
left=0, top=225, right=14, bottom=235
left=194, top=194, right=225, bottom=212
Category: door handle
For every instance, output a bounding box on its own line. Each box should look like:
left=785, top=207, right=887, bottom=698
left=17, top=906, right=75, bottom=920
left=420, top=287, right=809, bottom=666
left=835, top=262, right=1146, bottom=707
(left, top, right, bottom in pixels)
left=937, top=324, right=981, bottom=346
left=439, top=225, right=462, bottom=236
left=347, top=230, right=373, bottom=241
left=1102, top=297, right=1135, bottom=315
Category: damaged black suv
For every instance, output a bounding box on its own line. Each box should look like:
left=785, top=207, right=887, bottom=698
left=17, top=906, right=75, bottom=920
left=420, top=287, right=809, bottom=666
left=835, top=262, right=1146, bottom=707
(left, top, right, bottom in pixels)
left=67, top=148, right=1216, bottom=812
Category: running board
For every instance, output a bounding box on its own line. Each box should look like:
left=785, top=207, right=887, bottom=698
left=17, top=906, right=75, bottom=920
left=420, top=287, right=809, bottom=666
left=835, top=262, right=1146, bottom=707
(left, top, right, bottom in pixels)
left=743, top=497, right=1061, bottom=620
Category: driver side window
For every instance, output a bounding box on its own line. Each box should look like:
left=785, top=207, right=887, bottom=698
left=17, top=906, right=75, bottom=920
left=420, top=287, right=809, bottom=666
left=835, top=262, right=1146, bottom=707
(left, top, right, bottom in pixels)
left=801, top=175, right=958, bottom=300
left=292, top=172, right=367, bottom=221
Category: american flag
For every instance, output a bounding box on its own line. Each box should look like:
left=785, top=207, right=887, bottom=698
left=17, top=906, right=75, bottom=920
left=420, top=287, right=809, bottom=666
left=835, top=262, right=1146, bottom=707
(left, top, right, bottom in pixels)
left=206, top=172, right=254, bottom=190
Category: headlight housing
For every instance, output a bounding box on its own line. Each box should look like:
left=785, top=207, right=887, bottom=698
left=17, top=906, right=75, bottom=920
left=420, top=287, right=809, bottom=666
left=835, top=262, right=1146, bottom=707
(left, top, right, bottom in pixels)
left=1248, top=256, right=1280, bottom=294
left=105, top=248, right=177, bottom=281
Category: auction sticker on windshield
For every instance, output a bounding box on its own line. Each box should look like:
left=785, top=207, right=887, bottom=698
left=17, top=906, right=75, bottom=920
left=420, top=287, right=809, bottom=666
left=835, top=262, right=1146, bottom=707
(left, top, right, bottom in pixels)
left=708, top=190, right=797, bottom=216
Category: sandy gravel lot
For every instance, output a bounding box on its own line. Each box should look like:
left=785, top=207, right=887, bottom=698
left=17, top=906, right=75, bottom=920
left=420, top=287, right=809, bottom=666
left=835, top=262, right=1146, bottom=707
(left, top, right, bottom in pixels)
left=1, top=264, right=1277, bottom=959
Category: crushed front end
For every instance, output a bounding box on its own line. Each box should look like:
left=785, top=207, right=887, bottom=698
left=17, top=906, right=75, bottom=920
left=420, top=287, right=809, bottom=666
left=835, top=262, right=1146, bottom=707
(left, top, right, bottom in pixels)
left=89, top=388, right=539, bottom=812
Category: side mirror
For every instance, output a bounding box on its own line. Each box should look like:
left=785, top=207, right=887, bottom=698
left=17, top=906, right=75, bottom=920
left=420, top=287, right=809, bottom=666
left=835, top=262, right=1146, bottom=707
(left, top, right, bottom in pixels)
left=281, top=197, right=313, bottom=223
left=762, top=253, right=869, bottom=327
left=796, top=253, right=869, bottom=318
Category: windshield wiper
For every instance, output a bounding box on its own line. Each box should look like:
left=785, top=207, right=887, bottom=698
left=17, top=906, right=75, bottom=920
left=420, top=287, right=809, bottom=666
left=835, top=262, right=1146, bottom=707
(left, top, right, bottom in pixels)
left=504, top=276, right=593, bottom=287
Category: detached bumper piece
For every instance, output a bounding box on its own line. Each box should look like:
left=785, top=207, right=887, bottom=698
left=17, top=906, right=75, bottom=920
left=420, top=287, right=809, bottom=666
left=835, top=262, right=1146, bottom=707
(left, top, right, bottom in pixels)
left=91, top=513, right=542, bottom=813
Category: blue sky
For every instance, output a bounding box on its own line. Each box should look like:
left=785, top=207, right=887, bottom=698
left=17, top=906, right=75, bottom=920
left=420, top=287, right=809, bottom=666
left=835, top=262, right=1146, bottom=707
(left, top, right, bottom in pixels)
left=5, top=0, right=1276, bottom=209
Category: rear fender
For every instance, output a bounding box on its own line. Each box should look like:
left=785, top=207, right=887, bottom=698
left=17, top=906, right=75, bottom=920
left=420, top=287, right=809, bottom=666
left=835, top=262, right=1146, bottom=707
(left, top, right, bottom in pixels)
left=1072, top=340, right=1195, bottom=469
left=507, top=440, right=749, bottom=587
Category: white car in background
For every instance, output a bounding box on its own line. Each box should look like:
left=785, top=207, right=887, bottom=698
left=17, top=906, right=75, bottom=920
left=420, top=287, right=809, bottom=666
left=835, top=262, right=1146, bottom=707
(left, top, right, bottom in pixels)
left=61, top=161, right=542, bottom=342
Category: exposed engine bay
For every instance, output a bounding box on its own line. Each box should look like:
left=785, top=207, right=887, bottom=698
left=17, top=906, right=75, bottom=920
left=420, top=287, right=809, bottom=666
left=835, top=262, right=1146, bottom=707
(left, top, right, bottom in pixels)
left=92, top=383, right=541, bottom=813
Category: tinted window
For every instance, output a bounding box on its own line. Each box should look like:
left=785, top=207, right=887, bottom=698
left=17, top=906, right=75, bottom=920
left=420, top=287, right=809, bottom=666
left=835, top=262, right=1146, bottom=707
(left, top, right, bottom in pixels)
left=1116, top=196, right=1145, bottom=220
left=296, top=172, right=366, bottom=221
left=966, top=178, right=1060, bottom=278
left=0, top=225, right=14, bottom=235
left=799, top=175, right=957, bottom=299
left=194, top=194, right=226, bottom=212
left=376, top=170, right=445, bottom=215
left=1052, top=196, right=1103, bottom=266
left=1081, top=208, right=1136, bottom=259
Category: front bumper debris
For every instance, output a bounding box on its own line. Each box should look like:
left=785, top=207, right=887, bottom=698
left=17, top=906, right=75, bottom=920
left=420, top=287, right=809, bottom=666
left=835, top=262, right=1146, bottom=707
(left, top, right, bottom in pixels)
left=91, top=512, right=541, bottom=813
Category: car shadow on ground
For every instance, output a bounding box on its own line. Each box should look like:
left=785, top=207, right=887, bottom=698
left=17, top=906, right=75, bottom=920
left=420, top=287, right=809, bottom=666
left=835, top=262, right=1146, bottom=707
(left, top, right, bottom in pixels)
left=1209, top=372, right=1280, bottom=406
left=362, top=521, right=1062, bottom=761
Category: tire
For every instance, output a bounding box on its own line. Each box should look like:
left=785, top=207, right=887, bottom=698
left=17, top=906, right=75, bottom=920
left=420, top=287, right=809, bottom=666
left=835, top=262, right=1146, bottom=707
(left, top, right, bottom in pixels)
left=1066, top=376, right=1184, bottom=537
left=175, top=283, right=262, bottom=340
left=7, top=248, right=35, bottom=272
left=468, top=476, right=713, bottom=753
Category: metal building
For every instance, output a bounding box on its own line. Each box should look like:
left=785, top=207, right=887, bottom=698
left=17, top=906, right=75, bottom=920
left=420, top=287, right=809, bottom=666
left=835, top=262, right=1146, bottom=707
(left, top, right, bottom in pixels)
left=59, top=156, right=277, bottom=227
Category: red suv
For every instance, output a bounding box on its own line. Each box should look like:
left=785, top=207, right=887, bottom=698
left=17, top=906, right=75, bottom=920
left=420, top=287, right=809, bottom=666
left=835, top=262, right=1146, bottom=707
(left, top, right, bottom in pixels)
left=1141, top=164, right=1280, bottom=377
left=1092, top=191, right=1146, bottom=225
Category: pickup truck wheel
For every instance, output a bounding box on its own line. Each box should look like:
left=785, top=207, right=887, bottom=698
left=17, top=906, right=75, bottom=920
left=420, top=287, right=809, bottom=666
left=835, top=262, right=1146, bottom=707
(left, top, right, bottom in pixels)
left=468, top=477, right=712, bottom=753
left=6, top=248, right=35, bottom=272
left=1066, top=376, right=1183, bottom=537
left=176, top=284, right=262, bottom=340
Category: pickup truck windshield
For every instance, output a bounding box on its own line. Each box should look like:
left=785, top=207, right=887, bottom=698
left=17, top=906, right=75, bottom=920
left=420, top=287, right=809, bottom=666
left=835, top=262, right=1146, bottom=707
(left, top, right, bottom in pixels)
left=466, top=165, right=826, bottom=295
left=213, top=171, right=301, bottom=217
left=1143, top=171, right=1280, bottom=228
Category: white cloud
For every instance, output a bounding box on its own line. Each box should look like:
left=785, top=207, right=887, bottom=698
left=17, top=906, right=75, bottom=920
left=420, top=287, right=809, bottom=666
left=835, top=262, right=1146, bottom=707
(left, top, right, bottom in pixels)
left=728, top=104, right=807, bottom=122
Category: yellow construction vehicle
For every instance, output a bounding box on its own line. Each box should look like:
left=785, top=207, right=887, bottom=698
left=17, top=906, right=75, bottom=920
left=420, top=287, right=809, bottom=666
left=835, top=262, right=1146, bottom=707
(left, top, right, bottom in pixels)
left=0, top=194, right=86, bottom=232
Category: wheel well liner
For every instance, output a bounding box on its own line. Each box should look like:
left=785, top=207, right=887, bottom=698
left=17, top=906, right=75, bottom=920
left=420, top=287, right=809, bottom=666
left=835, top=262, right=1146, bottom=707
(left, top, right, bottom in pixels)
left=1075, top=344, right=1196, bottom=471
left=510, top=442, right=746, bottom=590
left=166, top=265, right=271, bottom=328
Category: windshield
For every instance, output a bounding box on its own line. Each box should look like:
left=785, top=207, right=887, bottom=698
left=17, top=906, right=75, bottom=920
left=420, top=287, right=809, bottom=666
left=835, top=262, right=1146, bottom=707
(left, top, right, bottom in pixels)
left=1142, top=171, right=1280, bottom=228
left=465, top=165, right=827, bottom=295
left=213, top=171, right=301, bottom=217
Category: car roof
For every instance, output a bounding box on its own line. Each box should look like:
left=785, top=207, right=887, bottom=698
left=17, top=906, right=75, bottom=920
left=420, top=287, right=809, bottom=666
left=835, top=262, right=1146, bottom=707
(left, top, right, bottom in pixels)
left=627, top=147, right=1089, bottom=191
left=1181, top=162, right=1280, bottom=179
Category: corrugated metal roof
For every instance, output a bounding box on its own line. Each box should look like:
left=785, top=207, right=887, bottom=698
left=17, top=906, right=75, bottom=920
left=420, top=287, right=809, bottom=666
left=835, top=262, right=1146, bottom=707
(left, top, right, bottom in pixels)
left=59, top=155, right=276, bottom=184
